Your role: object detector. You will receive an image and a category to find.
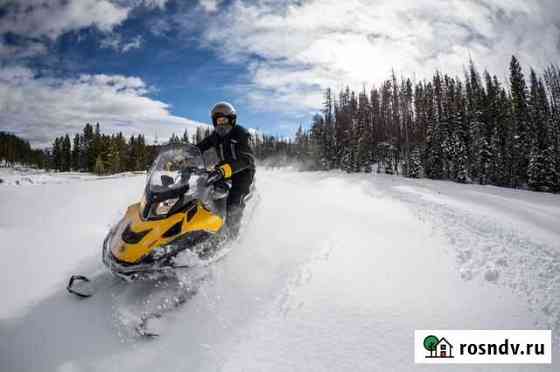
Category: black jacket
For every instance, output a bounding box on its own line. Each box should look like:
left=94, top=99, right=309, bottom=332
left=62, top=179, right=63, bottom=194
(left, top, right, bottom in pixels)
left=196, top=125, right=256, bottom=181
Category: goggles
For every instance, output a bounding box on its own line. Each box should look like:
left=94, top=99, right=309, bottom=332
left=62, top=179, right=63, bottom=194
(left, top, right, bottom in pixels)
left=214, top=115, right=231, bottom=126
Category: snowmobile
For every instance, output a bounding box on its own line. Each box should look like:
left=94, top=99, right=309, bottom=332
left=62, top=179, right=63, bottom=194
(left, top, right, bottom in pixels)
left=67, top=144, right=238, bottom=298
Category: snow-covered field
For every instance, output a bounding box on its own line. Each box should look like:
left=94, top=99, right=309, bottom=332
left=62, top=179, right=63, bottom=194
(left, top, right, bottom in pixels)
left=0, top=166, right=144, bottom=186
left=1, top=167, right=559, bottom=371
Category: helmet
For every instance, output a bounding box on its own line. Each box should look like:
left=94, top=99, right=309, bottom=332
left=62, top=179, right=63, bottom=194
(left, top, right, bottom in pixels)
left=211, top=101, right=237, bottom=127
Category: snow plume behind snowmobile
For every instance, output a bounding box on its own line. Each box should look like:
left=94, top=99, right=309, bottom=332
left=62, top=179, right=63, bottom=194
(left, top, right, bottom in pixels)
left=68, top=144, right=232, bottom=297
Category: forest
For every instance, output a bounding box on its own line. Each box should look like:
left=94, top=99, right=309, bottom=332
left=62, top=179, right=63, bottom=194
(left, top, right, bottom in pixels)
left=291, top=56, right=560, bottom=193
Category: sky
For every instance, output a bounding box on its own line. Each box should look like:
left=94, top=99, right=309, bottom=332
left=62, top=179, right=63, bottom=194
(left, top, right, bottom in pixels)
left=1, top=0, right=560, bottom=148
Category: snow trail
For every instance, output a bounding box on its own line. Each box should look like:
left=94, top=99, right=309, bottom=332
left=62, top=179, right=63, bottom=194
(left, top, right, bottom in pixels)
left=385, top=177, right=560, bottom=341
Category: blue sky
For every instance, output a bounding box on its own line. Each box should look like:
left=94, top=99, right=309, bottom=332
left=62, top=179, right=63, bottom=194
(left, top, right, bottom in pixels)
left=1, top=0, right=560, bottom=147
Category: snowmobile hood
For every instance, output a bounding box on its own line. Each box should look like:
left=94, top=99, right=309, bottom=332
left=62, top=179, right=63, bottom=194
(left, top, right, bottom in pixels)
left=109, top=201, right=224, bottom=264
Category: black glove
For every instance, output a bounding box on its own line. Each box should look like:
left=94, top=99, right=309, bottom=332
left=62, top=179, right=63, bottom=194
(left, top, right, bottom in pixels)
left=206, top=168, right=225, bottom=185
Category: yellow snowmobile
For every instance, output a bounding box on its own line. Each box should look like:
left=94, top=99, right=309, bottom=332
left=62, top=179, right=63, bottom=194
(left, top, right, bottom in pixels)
left=67, top=144, right=233, bottom=297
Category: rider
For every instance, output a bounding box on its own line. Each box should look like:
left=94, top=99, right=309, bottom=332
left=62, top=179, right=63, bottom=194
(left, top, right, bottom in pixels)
left=196, top=101, right=255, bottom=237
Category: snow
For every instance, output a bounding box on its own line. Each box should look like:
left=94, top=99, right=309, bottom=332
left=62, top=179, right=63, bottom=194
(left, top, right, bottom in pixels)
left=0, top=166, right=144, bottom=186
left=0, top=170, right=146, bottom=317
left=1, top=167, right=559, bottom=371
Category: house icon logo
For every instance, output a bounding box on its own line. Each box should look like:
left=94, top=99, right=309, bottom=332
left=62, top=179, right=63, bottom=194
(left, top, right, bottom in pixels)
left=423, top=335, right=454, bottom=358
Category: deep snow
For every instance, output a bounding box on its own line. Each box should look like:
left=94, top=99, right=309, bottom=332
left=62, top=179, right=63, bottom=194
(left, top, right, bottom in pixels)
left=1, top=167, right=559, bottom=371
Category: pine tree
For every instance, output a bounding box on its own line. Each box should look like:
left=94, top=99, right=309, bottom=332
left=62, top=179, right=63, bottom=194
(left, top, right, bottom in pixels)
left=356, top=88, right=371, bottom=172
left=377, top=80, right=393, bottom=166
left=168, top=133, right=181, bottom=145
left=107, top=138, right=121, bottom=174
left=544, top=65, right=560, bottom=192
left=82, top=123, right=95, bottom=172
left=322, top=88, right=337, bottom=169
left=509, top=56, right=531, bottom=187
left=527, top=149, right=548, bottom=191
left=62, top=134, right=71, bottom=171
left=399, top=79, right=413, bottom=176
left=52, top=137, right=63, bottom=171
left=94, top=154, right=105, bottom=175
left=72, top=134, right=80, bottom=171
left=406, top=146, right=422, bottom=178
left=310, top=114, right=327, bottom=169
left=181, top=129, right=190, bottom=144
left=425, top=119, right=445, bottom=179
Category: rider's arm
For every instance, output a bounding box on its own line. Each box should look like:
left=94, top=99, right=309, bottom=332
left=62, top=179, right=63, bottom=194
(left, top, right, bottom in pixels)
left=196, top=133, right=216, bottom=153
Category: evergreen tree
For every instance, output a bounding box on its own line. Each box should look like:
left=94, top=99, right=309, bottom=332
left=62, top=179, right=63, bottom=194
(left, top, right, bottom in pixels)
left=107, top=138, right=121, bottom=174
left=71, top=134, right=80, bottom=170
left=181, top=129, right=190, bottom=144
left=544, top=65, right=560, bottom=191
left=94, top=154, right=105, bottom=175
left=52, top=137, right=63, bottom=171
left=399, top=79, right=413, bottom=176
left=82, top=123, right=95, bottom=172
left=509, top=56, right=531, bottom=187
left=425, top=119, right=445, bottom=179
left=62, top=134, right=71, bottom=171
left=168, top=133, right=181, bottom=145
left=406, top=146, right=422, bottom=178
left=310, top=114, right=327, bottom=169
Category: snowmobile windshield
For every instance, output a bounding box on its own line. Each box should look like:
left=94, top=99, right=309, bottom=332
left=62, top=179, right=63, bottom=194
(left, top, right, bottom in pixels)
left=147, top=145, right=206, bottom=199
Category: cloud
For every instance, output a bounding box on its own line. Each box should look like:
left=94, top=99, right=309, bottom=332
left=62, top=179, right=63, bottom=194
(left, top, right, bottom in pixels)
left=199, top=0, right=223, bottom=13
left=0, top=0, right=170, bottom=60
left=122, top=36, right=143, bottom=52
left=0, top=66, right=208, bottom=147
left=100, top=34, right=143, bottom=53
left=134, top=0, right=169, bottom=9
left=201, top=0, right=560, bottom=115
left=0, top=40, right=47, bottom=59
left=0, top=0, right=130, bottom=40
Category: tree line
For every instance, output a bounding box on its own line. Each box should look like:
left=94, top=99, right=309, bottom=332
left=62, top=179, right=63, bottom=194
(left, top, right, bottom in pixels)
left=287, top=56, right=560, bottom=193
left=47, top=123, right=218, bottom=175
left=0, top=132, right=46, bottom=168
left=3, top=55, right=559, bottom=193
left=1, top=124, right=203, bottom=174
left=0, top=122, right=287, bottom=175
left=1, top=115, right=308, bottom=174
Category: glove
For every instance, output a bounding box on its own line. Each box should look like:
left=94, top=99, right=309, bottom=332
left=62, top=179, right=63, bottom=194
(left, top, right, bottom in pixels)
left=206, top=164, right=232, bottom=185
left=217, top=163, right=232, bottom=179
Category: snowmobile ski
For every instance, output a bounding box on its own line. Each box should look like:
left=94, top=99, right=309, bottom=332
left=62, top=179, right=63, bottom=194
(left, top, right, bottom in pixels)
left=66, top=275, right=95, bottom=298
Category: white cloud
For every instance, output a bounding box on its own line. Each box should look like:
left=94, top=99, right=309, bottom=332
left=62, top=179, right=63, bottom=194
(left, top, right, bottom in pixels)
left=0, top=0, right=165, bottom=59
left=100, top=34, right=143, bottom=53
left=0, top=66, right=208, bottom=147
left=100, top=34, right=122, bottom=51
left=0, top=41, right=47, bottom=59
left=199, top=0, right=223, bottom=13
left=0, top=66, right=35, bottom=83
left=122, top=36, right=143, bottom=52
left=0, top=0, right=130, bottom=40
left=137, top=0, right=169, bottom=9
left=202, top=0, right=560, bottom=114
